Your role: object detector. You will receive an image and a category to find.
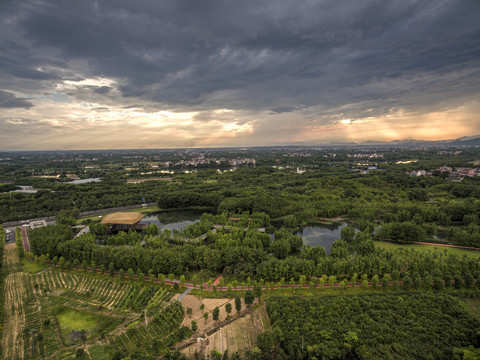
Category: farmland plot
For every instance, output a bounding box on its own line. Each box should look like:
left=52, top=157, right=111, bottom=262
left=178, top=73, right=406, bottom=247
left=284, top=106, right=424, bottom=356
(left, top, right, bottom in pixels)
left=108, top=300, right=190, bottom=357
left=181, top=307, right=269, bottom=357
left=179, top=294, right=250, bottom=333
left=1, top=241, right=182, bottom=359
left=2, top=244, right=26, bottom=360
left=53, top=275, right=131, bottom=310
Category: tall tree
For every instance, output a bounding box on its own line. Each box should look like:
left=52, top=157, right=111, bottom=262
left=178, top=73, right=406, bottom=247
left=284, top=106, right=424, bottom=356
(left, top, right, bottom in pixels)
left=235, top=296, right=242, bottom=313
left=213, top=307, right=220, bottom=321
left=245, top=290, right=255, bottom=307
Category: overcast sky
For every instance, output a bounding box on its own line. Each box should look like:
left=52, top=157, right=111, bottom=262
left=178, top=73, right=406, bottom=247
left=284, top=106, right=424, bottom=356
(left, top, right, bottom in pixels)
left=1, top=0, right=479, bottom=150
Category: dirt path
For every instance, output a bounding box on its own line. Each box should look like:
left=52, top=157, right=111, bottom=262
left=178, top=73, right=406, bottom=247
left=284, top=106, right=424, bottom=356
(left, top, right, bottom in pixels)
left=2, top=243, right=26, bottom=360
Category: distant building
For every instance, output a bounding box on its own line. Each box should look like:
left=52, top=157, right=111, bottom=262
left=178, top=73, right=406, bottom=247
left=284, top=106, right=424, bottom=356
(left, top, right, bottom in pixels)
left=410, top=170, right=426, bottom=176
left=29, top=220, right=47, bottom=230
left=457, top=167, right=475, bottom=177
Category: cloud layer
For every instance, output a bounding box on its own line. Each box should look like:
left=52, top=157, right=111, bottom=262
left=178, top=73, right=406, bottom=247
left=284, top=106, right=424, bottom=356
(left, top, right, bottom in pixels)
left=1, top=0, right=479, bottom=149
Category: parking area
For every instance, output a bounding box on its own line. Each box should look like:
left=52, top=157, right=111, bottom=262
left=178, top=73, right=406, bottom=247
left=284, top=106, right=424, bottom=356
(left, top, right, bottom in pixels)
left=4, top=227, right=16, bottom=245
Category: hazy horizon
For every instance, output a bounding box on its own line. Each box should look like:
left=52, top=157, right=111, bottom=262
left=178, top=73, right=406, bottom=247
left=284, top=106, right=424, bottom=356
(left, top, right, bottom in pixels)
left=2, top=135, right=480, bottom=153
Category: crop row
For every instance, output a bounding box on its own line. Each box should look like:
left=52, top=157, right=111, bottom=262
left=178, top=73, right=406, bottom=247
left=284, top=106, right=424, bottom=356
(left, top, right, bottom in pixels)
left=45, top=274, right=128, bottom=309
left=146, top=288, right=174, bottom=315
left=108, top=315, right=181, bottom=350
left=108, top=302, right=186, bottom=355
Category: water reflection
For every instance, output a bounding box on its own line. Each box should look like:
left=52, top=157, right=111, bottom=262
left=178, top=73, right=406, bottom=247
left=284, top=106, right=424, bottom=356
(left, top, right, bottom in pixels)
left=298, top=223, right=349, bottom=254
left=140, top=210, right=202, bottom=231
left=66, top=178, right=102, bottom=184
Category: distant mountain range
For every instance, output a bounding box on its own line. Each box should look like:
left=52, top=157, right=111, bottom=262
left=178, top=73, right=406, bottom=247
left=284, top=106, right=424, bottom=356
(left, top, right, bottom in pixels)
left=447, top=135, right=480, bottom=147
left=323, top=135, right=480, bottom=148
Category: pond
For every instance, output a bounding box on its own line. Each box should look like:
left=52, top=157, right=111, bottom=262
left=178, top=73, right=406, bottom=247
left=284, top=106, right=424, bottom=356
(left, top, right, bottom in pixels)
left=66, top=178, right=102, bottom=184
left=140, top=210, right=203, bottom=231
left=298, top=222, right=352, bottom=254
left=10, top=185, right=38, bottom=193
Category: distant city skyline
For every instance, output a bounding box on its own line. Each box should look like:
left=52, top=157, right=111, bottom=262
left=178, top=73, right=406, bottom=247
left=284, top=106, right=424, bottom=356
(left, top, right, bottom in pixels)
left=1, top=0, right=479, bottom=150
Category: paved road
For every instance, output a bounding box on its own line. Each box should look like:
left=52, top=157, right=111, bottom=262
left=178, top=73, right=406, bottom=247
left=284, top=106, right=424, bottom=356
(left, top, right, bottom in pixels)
left=1, top=202, right=157, bottom=228
left=177, top=288, right=193, bottom=302
left=2, top=218, right=55, bottom=228
left=73, top=226, right=90, bottom=238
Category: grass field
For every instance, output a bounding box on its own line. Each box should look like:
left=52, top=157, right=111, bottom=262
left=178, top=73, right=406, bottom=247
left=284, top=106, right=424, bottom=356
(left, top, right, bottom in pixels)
left=56, top=306, right=122, bottom=345
left=56, top=307, right=99, bottom=338
left=21, top=259, right=50, bottom=274
left=374, top=241, right=480, bottom=258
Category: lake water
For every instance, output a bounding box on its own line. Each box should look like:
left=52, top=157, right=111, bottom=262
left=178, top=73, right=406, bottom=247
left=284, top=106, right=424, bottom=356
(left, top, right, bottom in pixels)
left=298, top=223, right=350, bottom=254
left=140, top=210, right=203, bottom=231
left=67, top=178, right=102, bottom=184
left=10, top=185, right=38, bottom=193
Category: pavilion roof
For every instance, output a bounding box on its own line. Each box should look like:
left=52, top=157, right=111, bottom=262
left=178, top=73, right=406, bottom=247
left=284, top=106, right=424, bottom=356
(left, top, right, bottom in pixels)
left=101, top=212, right=145, bottom=225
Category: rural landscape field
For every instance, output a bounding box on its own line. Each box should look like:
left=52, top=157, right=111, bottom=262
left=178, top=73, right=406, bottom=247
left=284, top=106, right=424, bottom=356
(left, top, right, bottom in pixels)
left=2, top=145, right=480, bottom=359
left=2, top=0, right=480, bottom=359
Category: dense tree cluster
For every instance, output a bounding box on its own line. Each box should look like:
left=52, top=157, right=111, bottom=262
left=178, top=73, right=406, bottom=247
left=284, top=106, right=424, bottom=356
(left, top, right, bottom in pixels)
left=29, top=224, right=74, bottom=257
left=266, top=294, right=480, bottom=359
left=3, top=153, right=480, bottom=235
left=375, top=222, right=427, bottom=243
left=6, top=149, right=480, bottom=359
left=28, top=213, right=480, bottom=286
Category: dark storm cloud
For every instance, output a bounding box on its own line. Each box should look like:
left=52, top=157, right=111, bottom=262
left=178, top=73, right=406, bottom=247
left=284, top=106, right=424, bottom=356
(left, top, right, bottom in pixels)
left=92, top=86, right=112, bottom=94
left=123, top=104, right=144, bottom=109
left=1, top=0, right=480, bottom=122
left=271, top=107, right=296, bottom=114
left=0, top=90, right=34, bottom=109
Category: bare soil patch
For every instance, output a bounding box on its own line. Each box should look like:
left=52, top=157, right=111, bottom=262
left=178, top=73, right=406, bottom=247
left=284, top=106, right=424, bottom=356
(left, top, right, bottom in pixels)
left=178, top=295, right=244, bottom=333
left=181, top=306, right=268, bottom=357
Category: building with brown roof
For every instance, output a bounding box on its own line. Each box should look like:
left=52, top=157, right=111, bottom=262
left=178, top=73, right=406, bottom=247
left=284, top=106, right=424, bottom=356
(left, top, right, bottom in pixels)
left=101, top=212, right=145, bottom=232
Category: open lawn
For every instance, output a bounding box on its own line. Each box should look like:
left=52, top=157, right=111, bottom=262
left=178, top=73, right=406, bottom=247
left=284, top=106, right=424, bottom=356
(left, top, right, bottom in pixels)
left=56, top=308, right=99, bottom=339
left=374, top=241, right=480, bottom=258
left=21, top=259, right=50, bottom=274
left=55, top=306, right=121, bottom=344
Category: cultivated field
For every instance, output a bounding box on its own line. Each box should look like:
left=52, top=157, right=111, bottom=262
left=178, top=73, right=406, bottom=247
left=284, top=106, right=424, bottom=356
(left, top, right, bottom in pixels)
left=181, top=307, right=269, bottom=357
left=2, top=244, right=26, bottom=360
left=178, top=294, right=236, bottom=333
left=1, top=242, right=268, bottom=359
left=0, top=242, right=183, bottom=359
left=176, top=293, right=269, bottom=357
